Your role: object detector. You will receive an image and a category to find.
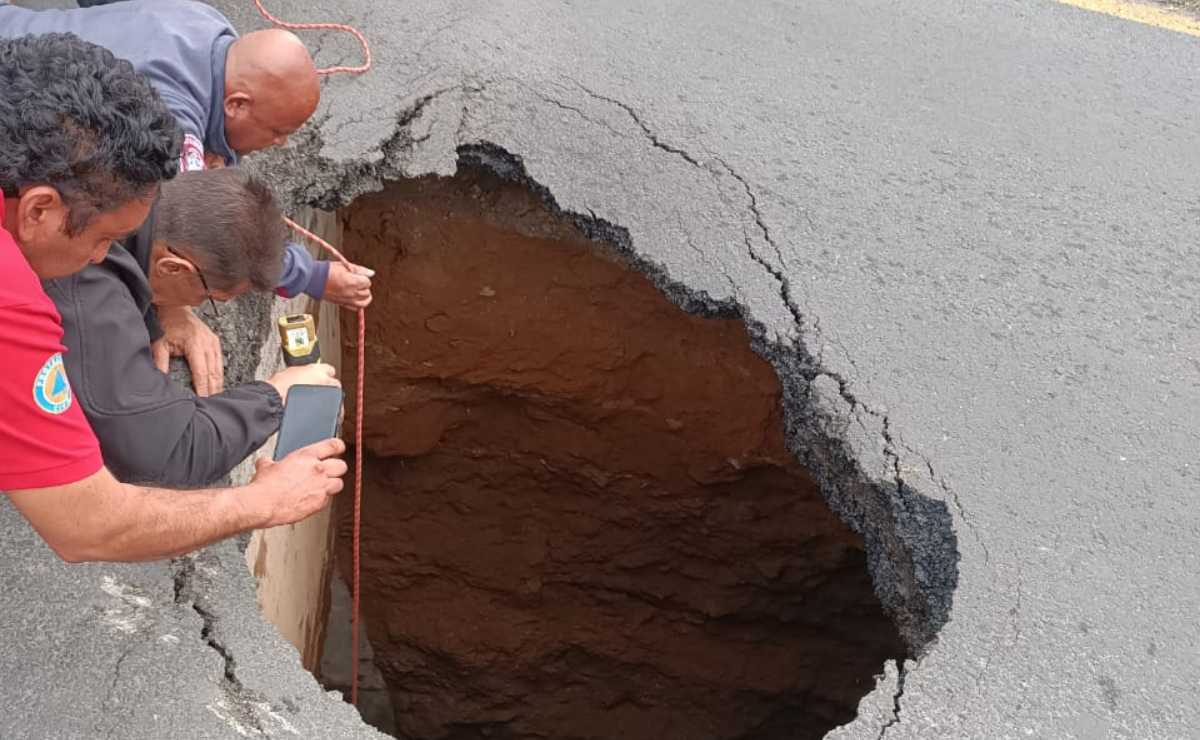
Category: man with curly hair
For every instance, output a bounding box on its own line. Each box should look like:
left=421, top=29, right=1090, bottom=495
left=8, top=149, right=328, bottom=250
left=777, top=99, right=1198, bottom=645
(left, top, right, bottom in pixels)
left=0, top=0, right=374, bottom=395
left=0, top=33, right=347, bottom=562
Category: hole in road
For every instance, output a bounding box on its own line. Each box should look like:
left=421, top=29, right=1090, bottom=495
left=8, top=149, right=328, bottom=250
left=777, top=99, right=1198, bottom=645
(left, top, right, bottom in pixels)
left=318, top=162, right=912, bottom=740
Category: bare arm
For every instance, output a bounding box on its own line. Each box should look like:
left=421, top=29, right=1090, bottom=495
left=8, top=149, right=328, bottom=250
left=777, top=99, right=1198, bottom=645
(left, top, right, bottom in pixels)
left=6, top=438, right=346, bottom=563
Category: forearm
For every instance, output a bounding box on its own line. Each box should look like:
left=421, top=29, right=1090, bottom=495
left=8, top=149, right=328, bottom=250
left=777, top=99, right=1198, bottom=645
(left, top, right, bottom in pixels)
left=78, top=483, right=263, bottom=562
left=7, top=468, right=267, bottom=563
left=105, top=382, right=283, bottom=487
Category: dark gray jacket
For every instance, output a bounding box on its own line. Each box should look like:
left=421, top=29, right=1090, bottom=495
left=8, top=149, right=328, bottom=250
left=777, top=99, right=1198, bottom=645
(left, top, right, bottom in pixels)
left=43, top=214, right=283, bottom=487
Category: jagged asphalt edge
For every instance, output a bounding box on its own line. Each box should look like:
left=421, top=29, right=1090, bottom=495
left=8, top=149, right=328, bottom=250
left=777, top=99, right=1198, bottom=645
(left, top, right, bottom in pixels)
left=454, top=142, right=958, bottom=651
left=255, top=87, right=963, bottom=735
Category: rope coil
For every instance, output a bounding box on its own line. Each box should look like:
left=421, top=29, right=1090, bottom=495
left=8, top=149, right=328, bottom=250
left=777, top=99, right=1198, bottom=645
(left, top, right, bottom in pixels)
left=252, top=0, right=372, bottom=75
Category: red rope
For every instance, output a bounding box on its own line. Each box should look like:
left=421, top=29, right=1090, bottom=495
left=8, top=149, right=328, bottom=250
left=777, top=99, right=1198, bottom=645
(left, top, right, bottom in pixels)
left=251, top=0, right=372, bottom=76
left=284, top=216, right=367, bottom=708
left=254, top=0, right=372, bottom=707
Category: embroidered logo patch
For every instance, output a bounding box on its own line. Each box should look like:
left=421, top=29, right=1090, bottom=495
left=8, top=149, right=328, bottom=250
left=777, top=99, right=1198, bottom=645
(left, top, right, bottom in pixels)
left=33, top=353, right=72, bottom=415
left=180, top=133, right=206, bottom=172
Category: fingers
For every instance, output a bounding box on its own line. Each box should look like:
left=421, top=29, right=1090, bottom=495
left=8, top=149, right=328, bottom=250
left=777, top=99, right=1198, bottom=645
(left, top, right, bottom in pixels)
left=344, top=278, right=372, bottom=308
left=290, top=363, right=339, bottom=388
left=296, top=437, right=347, bottom=460
left=314, top=363, right=340, bottom=386
left=327, top=262, right=374, bottom=309
left=348, top=273, right=372, bottom=305
left=187, top=344, right=212, bottom=397
left=151, top=339, right=170, bottom=374
left=206, top=337, right=225, bottom=395
left=320, top=458, right=349, bottom=478
left=314, top=458, right=347, bottom=496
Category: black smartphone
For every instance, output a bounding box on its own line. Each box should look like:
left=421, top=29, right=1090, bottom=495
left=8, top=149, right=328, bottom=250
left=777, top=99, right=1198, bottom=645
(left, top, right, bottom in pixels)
left=273, top=384, right=345, bottom=461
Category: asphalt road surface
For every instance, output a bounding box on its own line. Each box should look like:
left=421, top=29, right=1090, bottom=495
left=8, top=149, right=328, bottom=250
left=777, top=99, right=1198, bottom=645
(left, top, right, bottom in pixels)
left=2, top=0, right=1197, bottom=737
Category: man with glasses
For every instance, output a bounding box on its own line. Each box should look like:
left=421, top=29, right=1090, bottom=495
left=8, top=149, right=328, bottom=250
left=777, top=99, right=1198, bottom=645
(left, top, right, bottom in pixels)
left=46, top=168, right=340, bottom=487
left=1, top=33, right=347, bottom=562
left=165, top=245, right=223, bottom=318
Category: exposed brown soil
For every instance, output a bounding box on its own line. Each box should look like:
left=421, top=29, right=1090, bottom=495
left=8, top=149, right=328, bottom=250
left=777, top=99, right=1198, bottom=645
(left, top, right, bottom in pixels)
left=334, top=169, right=904, bottom=740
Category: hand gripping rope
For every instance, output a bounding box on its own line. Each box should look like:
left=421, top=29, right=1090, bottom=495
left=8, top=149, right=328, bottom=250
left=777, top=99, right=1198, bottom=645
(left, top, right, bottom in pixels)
left=254, top=0, right=372, bottom=708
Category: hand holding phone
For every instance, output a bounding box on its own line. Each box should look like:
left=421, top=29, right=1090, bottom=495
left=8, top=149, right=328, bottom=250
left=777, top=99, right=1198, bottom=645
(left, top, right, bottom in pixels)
left=273, top=384, right=346, bottom=461
left=252, top=438, right=347, bottom=527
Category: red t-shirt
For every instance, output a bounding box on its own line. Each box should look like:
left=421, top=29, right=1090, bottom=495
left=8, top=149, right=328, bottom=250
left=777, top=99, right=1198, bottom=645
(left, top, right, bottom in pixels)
left=0, top=191, right=103, bottom=490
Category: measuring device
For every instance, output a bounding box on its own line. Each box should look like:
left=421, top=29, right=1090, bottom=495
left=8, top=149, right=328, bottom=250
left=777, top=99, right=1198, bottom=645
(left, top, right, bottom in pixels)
left=277, top=313, right=320, bottom=366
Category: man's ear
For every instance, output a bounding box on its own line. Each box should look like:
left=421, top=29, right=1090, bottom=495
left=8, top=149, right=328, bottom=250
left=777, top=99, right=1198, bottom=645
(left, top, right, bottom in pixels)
left=154, top=250, right=196, bottom=278
left=224, top=91, right=252, bottom=119
left=15, top=186, right=67, bottom=246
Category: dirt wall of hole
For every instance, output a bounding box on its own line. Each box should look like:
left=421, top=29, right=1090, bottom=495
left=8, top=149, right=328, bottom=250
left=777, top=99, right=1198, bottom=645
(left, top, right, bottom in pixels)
left=334, top=169, right=905, bottom=740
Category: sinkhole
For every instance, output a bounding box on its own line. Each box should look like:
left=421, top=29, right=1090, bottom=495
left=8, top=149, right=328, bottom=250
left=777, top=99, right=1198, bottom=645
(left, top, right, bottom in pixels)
left=306, top=155, right=954, bottom=740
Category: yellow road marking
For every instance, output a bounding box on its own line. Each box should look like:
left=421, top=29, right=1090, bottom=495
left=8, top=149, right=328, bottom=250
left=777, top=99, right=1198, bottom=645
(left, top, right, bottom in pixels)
left=1056, top=0, right=1200, bottom=37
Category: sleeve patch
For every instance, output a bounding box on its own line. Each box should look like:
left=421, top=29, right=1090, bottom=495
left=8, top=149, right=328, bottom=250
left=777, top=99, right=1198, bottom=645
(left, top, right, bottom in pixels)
left=180, top=133, right=206, bottom=172
left=32, top=353, right=72, bottom=415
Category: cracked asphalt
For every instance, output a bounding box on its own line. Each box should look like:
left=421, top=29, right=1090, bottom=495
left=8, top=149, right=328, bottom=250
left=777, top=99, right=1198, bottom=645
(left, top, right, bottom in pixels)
left=2, top=0, right=1197, bottom=737
left=217, top=0, right=1200, bottom=736
left=0, top=501, right=382, bottom=738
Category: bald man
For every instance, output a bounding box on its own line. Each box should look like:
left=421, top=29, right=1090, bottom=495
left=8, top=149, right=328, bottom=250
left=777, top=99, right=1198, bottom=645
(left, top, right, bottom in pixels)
left=0, top=0, right=372, bottom=393
left=222, top=28, right=320, bottom=157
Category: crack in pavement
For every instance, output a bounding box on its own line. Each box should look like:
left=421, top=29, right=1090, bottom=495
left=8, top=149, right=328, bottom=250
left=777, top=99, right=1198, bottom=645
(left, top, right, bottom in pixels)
left=457, top=80, right=491, bottom=143
left=878, top=662, right=909, bottom=739
left=378, top=85, right=462, bottom=159
left=98, top=641, right=139, bottom=739
left=976, top=565, right=1024, bottom=691
left=172, top=555, right=265, bottom=736
left=905, top=443, right=991, bottom=565
left=573, top=82, right=704, bottom=168
left=711, top=155, right=789, bottom=269
left=521, top=83, right=629, bottom=140
left=673, top=209, right=740, bottom=297
left=566, top=85, right=816, bottom=338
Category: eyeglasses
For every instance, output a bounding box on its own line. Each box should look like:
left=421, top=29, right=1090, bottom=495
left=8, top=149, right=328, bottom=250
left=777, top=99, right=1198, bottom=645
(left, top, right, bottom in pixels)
left=166, top=246, right=220, bottom=318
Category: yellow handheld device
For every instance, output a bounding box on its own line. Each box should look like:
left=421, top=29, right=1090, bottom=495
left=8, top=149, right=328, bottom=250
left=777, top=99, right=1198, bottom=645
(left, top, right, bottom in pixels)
left=278, top=314, right=320, bottom=366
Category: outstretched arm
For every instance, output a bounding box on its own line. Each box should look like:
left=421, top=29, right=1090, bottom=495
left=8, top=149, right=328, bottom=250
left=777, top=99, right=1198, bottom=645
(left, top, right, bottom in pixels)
left=7, top=438, right=347, bottom=563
